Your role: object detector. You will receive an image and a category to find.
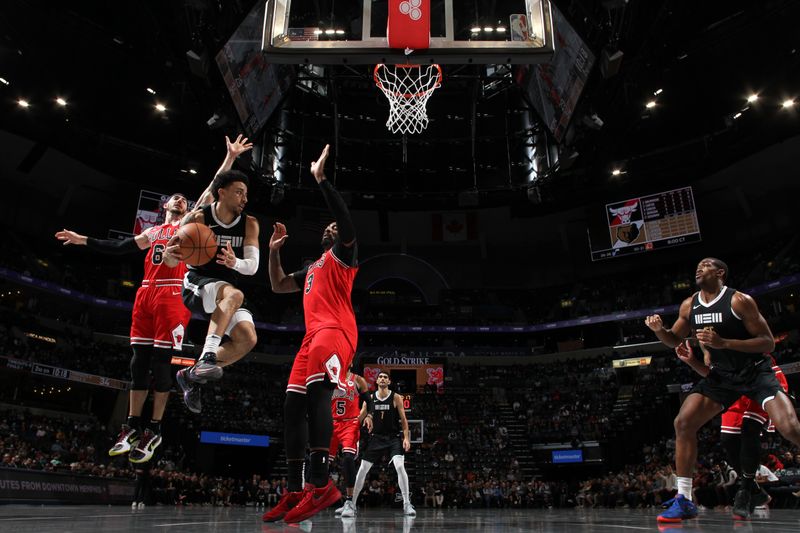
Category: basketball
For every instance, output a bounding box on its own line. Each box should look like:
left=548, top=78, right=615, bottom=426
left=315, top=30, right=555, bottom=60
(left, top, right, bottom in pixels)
left=177, top=223, right=217, bottom=266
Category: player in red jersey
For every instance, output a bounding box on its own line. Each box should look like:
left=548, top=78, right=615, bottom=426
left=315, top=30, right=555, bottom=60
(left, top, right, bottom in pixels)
left=673, top=341, right=789, bottom=514
left=330, top=371, right=373, bottom=518
left=56, top=194, right=188, bottom=463
left=55, top=135, right=253, bottom=463
left=264, top=144, right=358, bottom=523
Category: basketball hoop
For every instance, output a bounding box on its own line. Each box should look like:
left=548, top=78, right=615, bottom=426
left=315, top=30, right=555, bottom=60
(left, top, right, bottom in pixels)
left=374, top=63, right=442, bottom=135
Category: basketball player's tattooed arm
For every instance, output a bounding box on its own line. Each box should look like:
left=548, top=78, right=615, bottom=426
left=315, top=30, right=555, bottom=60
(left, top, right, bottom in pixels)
left=267, top=222, right=303, bottom=293
left=55, top=228, right=150, bottom=254
left=645, top=297, right=693, bottom=349
left=695, top=292, right=775, bottom=353
left=195, top=135, right=254, bottom=208
left=394, top=393, right=411, bottom=452
left=310, top=144, right=358, bottom=266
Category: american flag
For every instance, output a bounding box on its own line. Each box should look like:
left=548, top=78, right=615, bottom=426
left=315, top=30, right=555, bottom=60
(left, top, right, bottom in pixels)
left=288, top=27, right=320, bottom=41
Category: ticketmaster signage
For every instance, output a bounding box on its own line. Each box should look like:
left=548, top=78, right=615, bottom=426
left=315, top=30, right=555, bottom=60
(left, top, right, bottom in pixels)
left=552, top=449, right=584, bottom=464
left=200, top=431, right=270, bottom=447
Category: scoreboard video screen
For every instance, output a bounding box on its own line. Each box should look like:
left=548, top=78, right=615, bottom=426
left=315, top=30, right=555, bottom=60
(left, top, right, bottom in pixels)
left=588, top=187, right=701, bottom=261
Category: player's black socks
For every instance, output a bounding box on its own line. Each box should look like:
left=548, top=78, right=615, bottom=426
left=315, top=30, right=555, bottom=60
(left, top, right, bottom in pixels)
left=287, top=459, right=304, bottom=492
left=148, top=419, right=161, bottom=434
left=309, top=450, right=329, bottom=487
left=127, top=416, right=142, bottom=432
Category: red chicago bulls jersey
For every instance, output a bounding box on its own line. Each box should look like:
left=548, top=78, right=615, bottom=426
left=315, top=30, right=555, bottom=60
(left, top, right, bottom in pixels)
left=302, top=248, right=358, bottom=349
left=332, top=378, right=360, bottom=420
left=142, top=223, right=187, bottom=284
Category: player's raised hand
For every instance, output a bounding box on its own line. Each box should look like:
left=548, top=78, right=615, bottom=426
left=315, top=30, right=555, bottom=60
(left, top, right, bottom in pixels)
left=675, top=340, right=693, bottom=364
left=55, top=229, right=87, bottom=246
left=644, top=315, right=664, bottom=332
left=216, top=241, right=237, bottom=268
left=226, top=134, right=253, bottom=158
left=310, top=144, right=330, bottom=183
left=269, top=223, right=289, bottom=251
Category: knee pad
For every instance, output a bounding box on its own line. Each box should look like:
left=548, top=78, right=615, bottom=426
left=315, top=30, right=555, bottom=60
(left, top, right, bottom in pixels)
left=130, top=346, right=152, bottom=390
left=342, top=452, right=357, bottom=485
left=151, top=350, right=173, bottom=392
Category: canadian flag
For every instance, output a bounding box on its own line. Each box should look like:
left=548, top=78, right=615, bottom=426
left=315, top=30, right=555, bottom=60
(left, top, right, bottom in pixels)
left=431, top=213, right=477, bottom=241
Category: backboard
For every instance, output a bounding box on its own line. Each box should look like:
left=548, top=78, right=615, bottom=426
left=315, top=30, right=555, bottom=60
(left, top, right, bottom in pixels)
left=262, top=0, right=554, bottom=65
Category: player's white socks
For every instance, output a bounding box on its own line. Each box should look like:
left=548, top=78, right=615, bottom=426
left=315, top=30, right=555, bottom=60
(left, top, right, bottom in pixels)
left=677, top=476, right=693, bottom=501
left=202, top=334, right=221, bottom=356
left=351, top=460, right=373, bottom=505
left=393, top=455, right=411, bottom=505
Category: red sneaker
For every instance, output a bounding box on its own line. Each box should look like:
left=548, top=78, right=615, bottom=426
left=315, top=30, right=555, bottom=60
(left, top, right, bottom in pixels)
left=283, top=481, right=342, bottom=524
left=262, top=490, right=303, bottom=522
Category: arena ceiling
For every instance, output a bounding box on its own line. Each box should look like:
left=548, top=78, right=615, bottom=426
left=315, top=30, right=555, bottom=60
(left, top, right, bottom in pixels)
left=0, top=0, right=798, bottom=212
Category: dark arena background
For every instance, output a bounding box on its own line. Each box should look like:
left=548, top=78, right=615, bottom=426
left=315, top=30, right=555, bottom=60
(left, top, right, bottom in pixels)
left=1, top=1, right=800, bottom=531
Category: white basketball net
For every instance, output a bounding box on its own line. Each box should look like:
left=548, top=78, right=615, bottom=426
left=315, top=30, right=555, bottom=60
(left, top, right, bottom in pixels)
left=374, top=63, right=442, bottom=135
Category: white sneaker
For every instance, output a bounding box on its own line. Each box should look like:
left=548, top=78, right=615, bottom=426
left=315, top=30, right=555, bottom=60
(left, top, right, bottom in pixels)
left=403, top=502, right=416, bottom=516
left=334, top=503, right=345, bottom=516
left=340, top=500, right=356, bottom=518
left=137, top=502, right=145, bottom=509
left=131, top=501, right=137, bottom=509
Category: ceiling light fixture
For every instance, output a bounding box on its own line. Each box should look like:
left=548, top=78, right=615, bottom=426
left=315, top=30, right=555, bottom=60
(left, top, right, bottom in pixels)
left=746, top=93, right=758, bottom=103
left=155, top=103, right=167, bottom=112
left=782, top=99, right=795, bottom=109
left=146, top=87, right=156, bottom=95
left=56, top=97, right=67, bottom=106
left=645, top=100, right=656, bottom=109
left=17, top=99, right=29, bottom=108
left=0, top=77, right=9, bottom=85
left=653, top=88, right=663, bottom=95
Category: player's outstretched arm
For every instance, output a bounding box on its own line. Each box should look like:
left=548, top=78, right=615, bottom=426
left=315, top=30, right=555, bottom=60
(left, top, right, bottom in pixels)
left=195, top=134, right=254, bottom=208
left=55, top=228, right=150, bottom=254
left=310, top=144, right=357, bottom=265
left=267, top=222, right=302, bottom=293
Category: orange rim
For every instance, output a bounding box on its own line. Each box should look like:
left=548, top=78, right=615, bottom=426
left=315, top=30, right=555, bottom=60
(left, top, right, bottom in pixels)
left=374, top=63, right=442, bottom=99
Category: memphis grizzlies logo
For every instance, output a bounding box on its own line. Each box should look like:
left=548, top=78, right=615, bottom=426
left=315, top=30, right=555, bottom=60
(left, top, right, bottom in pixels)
left=694, top=313, right=723, bottom=325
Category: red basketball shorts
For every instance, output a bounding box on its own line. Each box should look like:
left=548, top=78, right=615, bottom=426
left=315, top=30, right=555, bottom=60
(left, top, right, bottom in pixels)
left=130, top=286, right=191, bottom=350
left=329, top=418, right=360, bottom=456
left=286, top=328, right=355, bottom=394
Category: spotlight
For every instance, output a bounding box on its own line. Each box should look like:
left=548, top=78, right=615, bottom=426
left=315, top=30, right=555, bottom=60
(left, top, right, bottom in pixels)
left=746, top=93, right=758, bottom=103
left=0, top=77, right=9, bottom=85
left=188, top=169, right=197, bottom=175
left=653, top=88, right=663, bottom=95
left=611, top=169, right=621, bottom=176
left=325, top=29, right=335, bottom=35
left=471, top=27, right=481, bottom=33
left=313, top=29, right=323, bottom=35
left=483, top=27, right=494, bottom=32
left=17, top=99, right=29, bottom=108
left=55, top=97, right=67, bottom=106
left=782, top=99, right=795, bottom=109
left=146, top=87, right=156, bottom=95
left=155, top=103, right=167, bottom=112
left=496, top=26, right=506, bottom=32
left=335, top=29, right=345, bottom=35
left=645, top=100, right=656, bottom=109
left=733, top=112, right=742, bottom=119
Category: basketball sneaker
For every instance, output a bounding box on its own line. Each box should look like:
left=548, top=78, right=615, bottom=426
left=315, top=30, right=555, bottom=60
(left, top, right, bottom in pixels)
left=750, top=486, right=771, bottom=512
left=339, top=499, right=356, bottom=517
left=129, top=428, right=162, bottom=464
left=109, top=425, right=138, bottom=456
left=176, top=368, right=202, bottom=414
left=657, top=494, right=697, bottom=523
left=262, top=490, right=304, bottom=522
left=283, top=481, right=342, bottom=524
left=732, top=487, right=752, bottom=520
left=191, top=353, right=223, bottom=381
left=403, top=502, right=417, bottom=516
